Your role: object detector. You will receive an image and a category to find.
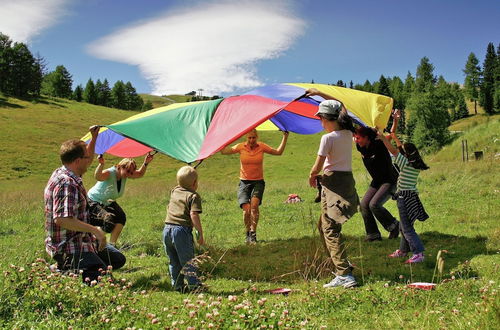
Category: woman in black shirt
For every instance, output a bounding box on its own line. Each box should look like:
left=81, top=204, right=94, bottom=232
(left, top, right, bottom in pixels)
left=355, top=126, right=400, bottom=241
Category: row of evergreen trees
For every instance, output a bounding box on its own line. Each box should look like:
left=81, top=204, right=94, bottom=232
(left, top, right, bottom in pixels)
left=327, top=42, right=499, bottom=151
left=0, top=32, right=149, bottom=111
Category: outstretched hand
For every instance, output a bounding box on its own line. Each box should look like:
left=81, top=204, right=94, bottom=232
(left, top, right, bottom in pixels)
left=305, top=88, right=320, bottom=97
left=89, top=125, right=100, bottom=138
left=392, top=109, right=401, bottom=120
left=144, top=153, right=154, bottom=165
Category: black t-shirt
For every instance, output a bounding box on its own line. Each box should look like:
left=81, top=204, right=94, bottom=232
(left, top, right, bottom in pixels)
left=356, top=139, right=398, bottom=188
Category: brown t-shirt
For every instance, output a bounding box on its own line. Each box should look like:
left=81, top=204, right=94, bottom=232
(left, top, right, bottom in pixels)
left=165, top=186, right=202, bottom=227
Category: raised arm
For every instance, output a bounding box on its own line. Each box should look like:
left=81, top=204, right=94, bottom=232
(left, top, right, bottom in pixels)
left=220, top=145, right=238, bottom=155
left=130, top=153, right=154, bottom=178
left=94, top=155, right=111, bottom=181
left=305, top=88, right=340, bottom=101
left=377, top=130, right=399, bottom=156
left=85, top=125, right=100, bottom=166
left=389, top=109, right=403, bottom=149
left=267, top=131, right=289, bottom=155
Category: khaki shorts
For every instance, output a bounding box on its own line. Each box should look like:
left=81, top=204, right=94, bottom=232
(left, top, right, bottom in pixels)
left=237, top=180, right=265, bottom=207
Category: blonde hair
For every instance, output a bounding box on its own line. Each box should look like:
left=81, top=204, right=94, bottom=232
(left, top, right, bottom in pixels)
left=117, top=158, right=137, bottom=171
left=177, top=166, right=198, bottom=189
left=246, top=129, right=258, bottom=137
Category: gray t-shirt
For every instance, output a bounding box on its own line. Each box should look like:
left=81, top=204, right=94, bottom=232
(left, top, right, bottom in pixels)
left=165, top=186, right=202, bottom=227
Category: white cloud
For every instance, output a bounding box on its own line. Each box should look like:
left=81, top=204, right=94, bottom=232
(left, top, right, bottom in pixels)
left=0, top=0, right=68, bottom=43
left=87, top=0, right=305, bottom=95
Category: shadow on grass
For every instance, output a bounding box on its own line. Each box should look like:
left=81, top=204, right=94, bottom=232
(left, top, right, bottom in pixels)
left=0, top=97, right=24, bottom=108
left=201, top=231, right=488, bottom=285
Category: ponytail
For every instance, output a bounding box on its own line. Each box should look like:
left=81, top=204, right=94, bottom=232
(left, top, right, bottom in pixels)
left=403, top=143, right=429, bottom=170
left=337, top=109, right=355, bottom=133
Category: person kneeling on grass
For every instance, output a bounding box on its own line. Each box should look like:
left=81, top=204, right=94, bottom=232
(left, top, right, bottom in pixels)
left=44, top=127, right=126, bottom=282
left=163, top=166, right=205, bottom=292
left=377, top=118, right=429, bottom=264
left=87, top=153, right=154, bottom=246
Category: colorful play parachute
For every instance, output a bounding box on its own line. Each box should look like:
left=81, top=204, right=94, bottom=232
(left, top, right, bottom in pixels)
left=82, top=83, right=393, bottom=163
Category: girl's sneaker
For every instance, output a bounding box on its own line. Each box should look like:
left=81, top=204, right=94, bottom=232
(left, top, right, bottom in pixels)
left=405, top=253, right=425, bottom=264
left=388, top=249, right=407, bottom=258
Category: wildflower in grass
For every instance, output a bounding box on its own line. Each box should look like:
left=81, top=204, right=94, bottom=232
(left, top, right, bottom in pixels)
left=189, top=310, right=197, bottom=318
left=228, top=295, right=237, bottom=302
left=151, top=318, right=159, bottom=324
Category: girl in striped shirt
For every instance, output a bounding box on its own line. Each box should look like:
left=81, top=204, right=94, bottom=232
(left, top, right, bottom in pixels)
left=377, top=115, right=429, bottom=264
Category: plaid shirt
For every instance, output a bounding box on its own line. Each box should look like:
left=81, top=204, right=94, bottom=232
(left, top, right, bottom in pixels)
left=44, top=166, right=96, bottom=257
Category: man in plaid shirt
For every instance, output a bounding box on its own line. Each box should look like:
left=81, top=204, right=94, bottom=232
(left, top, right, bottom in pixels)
left=44, top=126, right=126, bottom=281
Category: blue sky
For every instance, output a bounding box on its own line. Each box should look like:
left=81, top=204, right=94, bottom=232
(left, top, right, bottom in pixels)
left=1, top=0, right=499, bottom=95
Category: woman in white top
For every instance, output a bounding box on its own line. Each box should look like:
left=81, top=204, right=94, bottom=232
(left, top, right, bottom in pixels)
left=306, top=88, right=360, bottom=289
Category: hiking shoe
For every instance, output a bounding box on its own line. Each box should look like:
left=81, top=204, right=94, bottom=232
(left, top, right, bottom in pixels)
left=249, top=231, right=257, bottom=244
left=323, top=274, right=357, bottom=288
left=405, top=253, right=424, bottom=264
left=388, top=222, right=400, bottom=239
left=388, top=249, right=407, bottom=258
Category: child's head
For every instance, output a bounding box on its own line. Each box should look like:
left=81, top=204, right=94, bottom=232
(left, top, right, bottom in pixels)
left=177, top=166, right=198, bottom=190
left=402, top=143, right=429, bottom=170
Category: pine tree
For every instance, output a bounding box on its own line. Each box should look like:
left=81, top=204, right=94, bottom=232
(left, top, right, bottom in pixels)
left=349, top=80, right=353, bottom=89
left=480, top=42, right=496, bottom=114
left=362, top=80, right=373, bottom=92
left=9, top=42, right=38, bottom=97
left=406, top=91, right=450, bottom=151
left=142, top=100, right=153, bottom=111
left=95, top=79, right=103, bottom=105
left=404, top=71, right=415, bottom=97
left=111, top=80, right=127, bottom=109
left=0, top=33, right=13, bottom=94
left=376, top=75, right=391, bottom=96
left=463, top=52, right=481, bottom=114
left=494, top=43, right=500, bottom=111
left=415, top=57, right=436, bottom=93
left=72, top=85, right=83, bottom=102
left=100, top=79, right=112, bottom=107
left=389, top=76, right=405, bottom=109
left=450, top=83, right=469, bottom=120
left=435, top=75, right=454, bottom=122
left=124, top=81, right=143, bottom=110
left=83, top=78, right=97, bottom=104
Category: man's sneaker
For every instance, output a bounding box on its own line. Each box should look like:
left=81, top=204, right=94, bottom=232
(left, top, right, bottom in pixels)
left=365, top=236, right=382, bottom=242
left=405, top=252, right=424, bottom=264
left=323, top=274, right=357, bottom=288
left=249, top=231, right=257, bottom=244
left=388, top=222, right=400, bottom=239
left=388, top=249, right=407, bottom=258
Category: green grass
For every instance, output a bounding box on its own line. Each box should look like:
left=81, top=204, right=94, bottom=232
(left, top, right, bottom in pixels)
left=0, top=96, right=499, bottom=328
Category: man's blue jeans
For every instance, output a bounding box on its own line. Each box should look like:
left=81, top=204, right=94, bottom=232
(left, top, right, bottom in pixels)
left=162, top=224, right=200, bottom=290
left=55, top=243, right=126, bottom=281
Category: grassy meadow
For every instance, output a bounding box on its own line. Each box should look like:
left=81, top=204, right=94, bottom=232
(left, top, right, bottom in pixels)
left=0, top=95, right=499, bottom=328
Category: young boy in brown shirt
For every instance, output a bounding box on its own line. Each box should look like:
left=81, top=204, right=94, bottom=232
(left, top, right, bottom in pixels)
left=162, top=166, right=205, bottom=292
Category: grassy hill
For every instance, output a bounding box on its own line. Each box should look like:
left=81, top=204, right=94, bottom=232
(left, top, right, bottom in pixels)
left=0, top=96, right=498, bottom=328
left=140, top=94, right=193, bottom=108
